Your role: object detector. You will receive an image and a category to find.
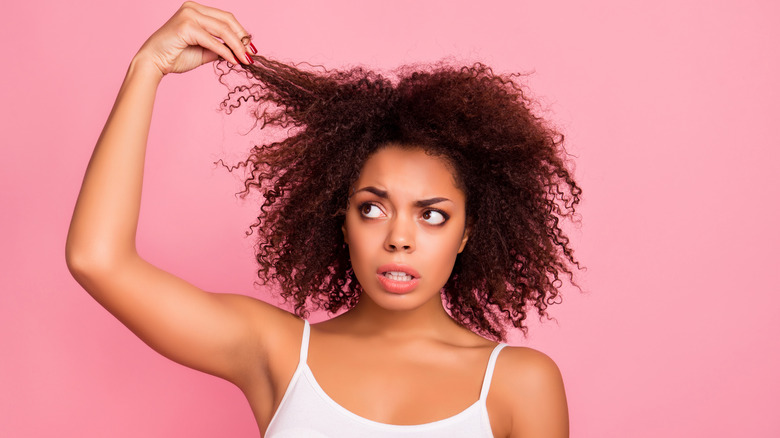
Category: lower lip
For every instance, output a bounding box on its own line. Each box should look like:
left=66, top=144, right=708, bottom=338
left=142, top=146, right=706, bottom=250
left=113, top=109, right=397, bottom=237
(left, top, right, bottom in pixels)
left=376, top=274, right=420, bottom=294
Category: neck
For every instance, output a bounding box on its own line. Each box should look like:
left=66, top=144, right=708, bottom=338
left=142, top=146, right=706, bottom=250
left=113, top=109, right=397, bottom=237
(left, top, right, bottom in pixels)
left=339, top=293, right=462, bottom=341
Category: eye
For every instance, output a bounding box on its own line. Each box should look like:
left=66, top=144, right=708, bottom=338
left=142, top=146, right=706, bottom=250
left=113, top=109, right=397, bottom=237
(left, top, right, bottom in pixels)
left=421, top=209, right=448, bottom=225
left=359, top=202, right=384, bottom=219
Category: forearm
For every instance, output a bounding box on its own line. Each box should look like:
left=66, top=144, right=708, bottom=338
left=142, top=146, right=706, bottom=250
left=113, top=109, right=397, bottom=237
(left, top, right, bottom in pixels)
left=66, top=57, right=163, bottom=272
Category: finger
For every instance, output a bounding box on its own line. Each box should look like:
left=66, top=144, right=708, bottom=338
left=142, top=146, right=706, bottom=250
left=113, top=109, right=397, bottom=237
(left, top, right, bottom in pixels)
left=178, top=21, right=243, bottom=65
left=191, top=12, right=254, bottom=64
left=181, top=2, right=256, bottom=56
left=189, top=3, right=252, bottom=43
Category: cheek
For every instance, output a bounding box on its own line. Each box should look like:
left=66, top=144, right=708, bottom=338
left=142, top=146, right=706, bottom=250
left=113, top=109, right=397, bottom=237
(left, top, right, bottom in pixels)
left=344, top=216, right=377, bottom=266
left=418, top=229, right=465, bottom=276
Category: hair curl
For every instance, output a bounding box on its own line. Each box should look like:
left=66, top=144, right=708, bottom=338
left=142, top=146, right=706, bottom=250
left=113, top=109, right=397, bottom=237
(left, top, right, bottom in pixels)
left=217, top=55, right=581, bottom=341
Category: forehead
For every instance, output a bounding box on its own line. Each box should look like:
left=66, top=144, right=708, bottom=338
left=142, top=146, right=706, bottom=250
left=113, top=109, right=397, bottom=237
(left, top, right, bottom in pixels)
left=354, top=146, right=464, bottom=199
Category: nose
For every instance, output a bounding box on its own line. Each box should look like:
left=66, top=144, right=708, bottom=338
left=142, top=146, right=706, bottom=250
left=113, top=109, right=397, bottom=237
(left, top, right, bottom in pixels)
left=384, top=216, right=416, bottom=253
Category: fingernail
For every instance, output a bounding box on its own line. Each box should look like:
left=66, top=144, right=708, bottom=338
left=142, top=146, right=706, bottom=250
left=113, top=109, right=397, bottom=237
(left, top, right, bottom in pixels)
left=249, top=42, right=258, bottom=54
left=234, top=55, right=240, bottom=64
left=245, top=53, right=254, bottom=64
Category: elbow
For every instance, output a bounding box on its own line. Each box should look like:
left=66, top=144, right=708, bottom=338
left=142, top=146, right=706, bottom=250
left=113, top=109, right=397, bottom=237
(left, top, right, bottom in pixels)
left=65, top=244, right=96, bottom=281
left=65, top=238, right=130, bottom=284
left=66, top=243, right=106, bottom=284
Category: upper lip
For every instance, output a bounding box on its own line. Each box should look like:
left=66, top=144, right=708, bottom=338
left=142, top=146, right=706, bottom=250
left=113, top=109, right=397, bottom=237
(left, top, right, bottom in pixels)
left=377, top=264, right=420, bottom=278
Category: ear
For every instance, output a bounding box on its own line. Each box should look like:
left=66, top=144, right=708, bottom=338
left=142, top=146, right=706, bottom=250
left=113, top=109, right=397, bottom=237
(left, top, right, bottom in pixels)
left=457, top=226, right=470, bottom=254
left=341, top=222, right=349, bottom=245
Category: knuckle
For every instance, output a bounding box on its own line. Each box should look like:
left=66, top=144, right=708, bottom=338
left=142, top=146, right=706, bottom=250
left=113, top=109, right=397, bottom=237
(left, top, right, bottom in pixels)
left=179, top=19, right=196, bottom=34
left=178, top=6, right=195, bottom=19
left=179, top=2, right=201, bottom=17
left=220, top=22, right=231, bottom=33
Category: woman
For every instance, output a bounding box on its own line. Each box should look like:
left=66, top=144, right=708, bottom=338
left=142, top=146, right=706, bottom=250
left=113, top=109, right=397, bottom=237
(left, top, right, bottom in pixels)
left=66, top=2, right=579, bottom=437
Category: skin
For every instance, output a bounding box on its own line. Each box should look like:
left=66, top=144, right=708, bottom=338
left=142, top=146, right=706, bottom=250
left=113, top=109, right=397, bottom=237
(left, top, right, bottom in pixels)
left=65, top=2, right=569, bottom=436
left=343, top=146, right=470, bottom=318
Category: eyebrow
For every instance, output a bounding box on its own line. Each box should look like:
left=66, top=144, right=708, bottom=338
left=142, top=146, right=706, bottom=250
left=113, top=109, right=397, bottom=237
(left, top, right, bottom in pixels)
left=352, top=186, right=451, bottom=207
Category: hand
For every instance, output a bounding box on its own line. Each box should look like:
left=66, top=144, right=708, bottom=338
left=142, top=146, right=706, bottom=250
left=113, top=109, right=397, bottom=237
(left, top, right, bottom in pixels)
left=134, top=1, right=256, bottom=78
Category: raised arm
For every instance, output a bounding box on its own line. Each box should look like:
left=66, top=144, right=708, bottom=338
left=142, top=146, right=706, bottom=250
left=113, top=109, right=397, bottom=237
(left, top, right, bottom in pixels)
left=65, top=2, right=294, bottom=385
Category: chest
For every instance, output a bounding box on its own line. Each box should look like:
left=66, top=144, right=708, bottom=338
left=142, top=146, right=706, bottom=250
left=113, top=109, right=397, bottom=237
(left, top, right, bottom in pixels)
left=243, top=327, right=511, bottom=437
left=305, top=336, right=492, bottom=425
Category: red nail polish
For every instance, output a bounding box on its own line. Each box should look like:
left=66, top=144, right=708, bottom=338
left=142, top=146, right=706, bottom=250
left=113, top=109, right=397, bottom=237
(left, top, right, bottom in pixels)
left=234, top=55, right=240, bottom=64
left=249, top=42, right=258, bottom=54
left=245, top=53, right=254, bottom=64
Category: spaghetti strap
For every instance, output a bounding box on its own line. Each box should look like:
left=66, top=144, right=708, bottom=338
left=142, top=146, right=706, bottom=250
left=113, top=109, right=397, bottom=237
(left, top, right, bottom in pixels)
left=479, top=343, right=507, bottom=401
left=267, top=329, right=504, bottom=436
left=299, top=320, right=311, bottom=364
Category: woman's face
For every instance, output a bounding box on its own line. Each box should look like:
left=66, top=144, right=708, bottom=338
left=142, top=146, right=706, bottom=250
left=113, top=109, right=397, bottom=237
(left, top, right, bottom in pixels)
left=342, top=145, right=469, bottom=312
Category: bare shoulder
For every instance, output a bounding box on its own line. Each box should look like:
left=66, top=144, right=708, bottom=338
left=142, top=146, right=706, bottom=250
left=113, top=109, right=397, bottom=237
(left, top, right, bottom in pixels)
left=208, top=293, right=303, bottom=379
left=223, top=293, right=303, bottom=350
left=494, top=346, right=565, bottom=393
left=490, top=346, right=569, bottom=438
left=216, top=293, right=301, bottom=333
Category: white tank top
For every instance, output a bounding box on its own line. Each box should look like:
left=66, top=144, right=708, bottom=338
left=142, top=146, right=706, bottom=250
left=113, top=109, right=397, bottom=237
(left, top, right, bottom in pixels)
left=265, top=320, right=507, bottom=437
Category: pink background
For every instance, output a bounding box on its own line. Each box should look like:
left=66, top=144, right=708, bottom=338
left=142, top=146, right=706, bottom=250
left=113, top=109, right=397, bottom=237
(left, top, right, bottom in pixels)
left=2, top=0, right=778, bottom=436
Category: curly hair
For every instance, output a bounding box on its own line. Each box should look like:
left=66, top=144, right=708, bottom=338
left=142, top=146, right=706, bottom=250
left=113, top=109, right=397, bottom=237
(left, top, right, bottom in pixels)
left=217, top=55, right=581, bottom=341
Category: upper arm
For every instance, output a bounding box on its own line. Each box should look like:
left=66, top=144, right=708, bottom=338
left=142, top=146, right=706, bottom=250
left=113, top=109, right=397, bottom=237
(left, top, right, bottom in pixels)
left=67, top=252, right=296, bottom=385
left=492, top=347, right=569, bottom=438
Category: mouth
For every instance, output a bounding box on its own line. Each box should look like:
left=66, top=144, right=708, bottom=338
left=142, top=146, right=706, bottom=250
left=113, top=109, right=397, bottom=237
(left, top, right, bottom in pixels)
left=376, top=264, right=421, bottom=294
left=377, top=264, right=420, bottom=280
left=382, top=271, right=415, bottom=282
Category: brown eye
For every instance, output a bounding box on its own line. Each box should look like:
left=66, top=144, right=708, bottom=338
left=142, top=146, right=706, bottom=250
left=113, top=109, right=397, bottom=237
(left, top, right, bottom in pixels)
left=421, top=209, right=447, bottom=225
left=359, top=203, right=383, bottom=218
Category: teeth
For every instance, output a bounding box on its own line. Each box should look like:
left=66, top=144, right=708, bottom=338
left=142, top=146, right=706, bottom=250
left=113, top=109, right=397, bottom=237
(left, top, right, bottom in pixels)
left=384, top=271, right=412, bottom=281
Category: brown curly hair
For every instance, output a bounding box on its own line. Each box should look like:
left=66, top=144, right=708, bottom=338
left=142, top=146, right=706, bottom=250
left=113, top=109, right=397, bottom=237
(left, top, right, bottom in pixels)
left=217, top=55, right=581, bottom=341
